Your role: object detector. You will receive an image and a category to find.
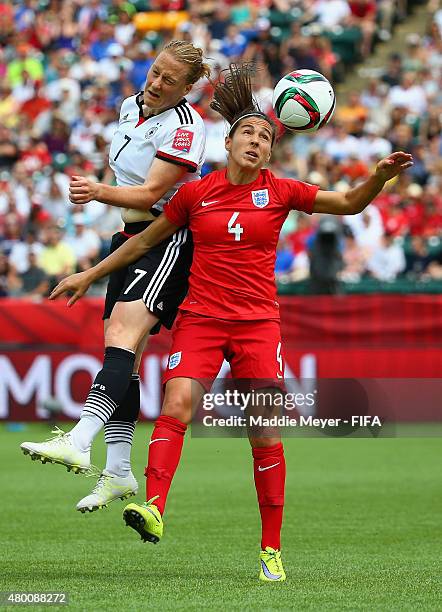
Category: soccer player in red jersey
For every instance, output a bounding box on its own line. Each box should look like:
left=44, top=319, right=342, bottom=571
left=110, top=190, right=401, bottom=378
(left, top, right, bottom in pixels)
left=49, top=65, right=413, bottom=581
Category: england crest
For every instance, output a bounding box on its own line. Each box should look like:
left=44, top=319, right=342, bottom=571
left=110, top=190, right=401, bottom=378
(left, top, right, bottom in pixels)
left=168, top=351, right=182, bottom=370
left=252, top=189, right=269, bottom=208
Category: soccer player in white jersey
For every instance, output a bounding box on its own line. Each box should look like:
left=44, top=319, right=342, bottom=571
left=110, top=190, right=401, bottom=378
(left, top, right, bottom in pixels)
left=20, top=40, right=210, bottom=512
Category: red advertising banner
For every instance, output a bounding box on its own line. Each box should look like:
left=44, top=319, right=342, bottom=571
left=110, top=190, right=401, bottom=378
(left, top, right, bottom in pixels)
left=1, top=296, right=441, bottom=421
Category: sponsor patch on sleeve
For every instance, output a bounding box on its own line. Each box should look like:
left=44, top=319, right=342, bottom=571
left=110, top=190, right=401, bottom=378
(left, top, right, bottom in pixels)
left=172, top=128, right=194, bottom=153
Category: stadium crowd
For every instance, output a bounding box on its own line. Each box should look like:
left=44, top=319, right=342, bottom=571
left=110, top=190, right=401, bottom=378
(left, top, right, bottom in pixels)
left=0, top=0, right=441, bottom=298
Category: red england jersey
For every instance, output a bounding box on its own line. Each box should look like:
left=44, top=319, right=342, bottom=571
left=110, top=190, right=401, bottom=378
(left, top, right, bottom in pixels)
left=163, top=169, right=318, bottom=320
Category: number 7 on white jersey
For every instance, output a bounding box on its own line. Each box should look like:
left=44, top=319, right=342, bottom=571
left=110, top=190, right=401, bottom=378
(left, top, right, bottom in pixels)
left=227, top=212, right=244, bottom=241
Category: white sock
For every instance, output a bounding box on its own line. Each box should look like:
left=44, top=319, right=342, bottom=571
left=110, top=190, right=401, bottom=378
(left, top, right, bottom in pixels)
left=70, top=414, right=103, bottom=452
left=105, top=441, right=131, bottom=478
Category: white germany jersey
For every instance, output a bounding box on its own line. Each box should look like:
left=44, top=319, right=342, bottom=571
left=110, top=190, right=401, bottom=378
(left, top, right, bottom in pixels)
left=109, top=92, right=206, bottom=222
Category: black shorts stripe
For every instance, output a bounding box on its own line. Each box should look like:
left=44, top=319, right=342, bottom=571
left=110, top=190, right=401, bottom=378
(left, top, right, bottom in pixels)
left=142, top=229, right=188, bottom=311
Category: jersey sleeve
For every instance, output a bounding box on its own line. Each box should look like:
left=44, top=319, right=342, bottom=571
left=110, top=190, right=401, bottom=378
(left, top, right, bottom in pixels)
left=279, top=178, right=319, bottom=214
left=155, top=119, right=206, bottom=173
left=162, top=183, right=192, bottom=227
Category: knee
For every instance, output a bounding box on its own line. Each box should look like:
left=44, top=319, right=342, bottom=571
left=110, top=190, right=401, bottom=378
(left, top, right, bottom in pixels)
left=161, top=394, right=191, bottom=425
left=249, top=436, right=281, bottom=449
left=105, top=318, right=127, bottom=348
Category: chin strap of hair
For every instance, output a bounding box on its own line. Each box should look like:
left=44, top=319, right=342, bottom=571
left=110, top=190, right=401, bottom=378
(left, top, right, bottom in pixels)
left=228, top=112, right=269, bottom=136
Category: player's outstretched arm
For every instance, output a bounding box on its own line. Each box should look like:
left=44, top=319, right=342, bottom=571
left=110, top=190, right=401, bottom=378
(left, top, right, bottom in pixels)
left=49, top=215, right=179, bottom=306
left=313, top=152, right=413, bottom=215
left=69, top=159, right=187, bottom=210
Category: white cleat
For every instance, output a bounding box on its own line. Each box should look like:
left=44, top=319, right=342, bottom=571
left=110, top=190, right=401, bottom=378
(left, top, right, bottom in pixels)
left=76, top=470, right=138, bottom=513
left=20, top=427, right=90, bottom=474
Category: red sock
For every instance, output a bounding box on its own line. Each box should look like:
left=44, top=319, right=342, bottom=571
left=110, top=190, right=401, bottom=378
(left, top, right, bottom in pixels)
left=252, top=442, right=286, bottom=550
left=145, top=415, right=187, bottom=515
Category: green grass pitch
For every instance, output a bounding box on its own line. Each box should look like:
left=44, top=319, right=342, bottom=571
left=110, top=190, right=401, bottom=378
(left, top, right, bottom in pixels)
left=0, top=423, right=440, bottom=611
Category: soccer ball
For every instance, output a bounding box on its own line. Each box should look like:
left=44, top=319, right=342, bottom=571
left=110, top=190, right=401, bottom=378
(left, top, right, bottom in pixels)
left=272, top=69, right=336, bottom=133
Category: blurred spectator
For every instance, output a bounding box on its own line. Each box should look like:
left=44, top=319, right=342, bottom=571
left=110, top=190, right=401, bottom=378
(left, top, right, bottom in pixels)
left=129, top=41, right=154, bottom=90
left=38, top=225, right=75, bottom=284
left=220, top=24, right=248, bottom=60
left=6, top=43, right=43, bottom=88
left=66, top=214, right=100, bottom=271
left=0, top=125, right=19, bottom=169
left=345, top=205, right=384, bottom=257
left=358, top=122, right=392, bottom=163
left=387, top=72, right=428, bottom=115
left=405, top=236, right=434, bottom=278
left=42, top=115, right=70, bottom=155
left=340, top=228, right=368, bottom=282
left=349, top=0, right=377, bottom=58
left=0, top=81, right=19, bottom=128
left=308, top=217, right=344, bottom=294
left=314, top=0, right=351, bottom=29
left=20, top=82, right=52, bottom=124
left=10, top=248, right=49, bottom=299
left=381, top=53, right=403, bottom=87
left=0, top=212, right=23, bottom=256
left=8, top=229, right=43, bottom=274
left=367, top=232, right=406, bottom=281
left=336, top=90, right=368, bottom=134
left=0, top=250, right=15, bottom=297
left=324, top=124, right=360, bottom=162
left=275, top=236, right=295, bottom=276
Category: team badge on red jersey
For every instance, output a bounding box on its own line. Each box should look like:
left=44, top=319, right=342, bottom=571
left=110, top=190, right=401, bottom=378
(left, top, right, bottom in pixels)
left=168, top=351, right=182, bottom=369
left=251, top=189, right=269, bottom=208
left=172, top=129, right=194, bottom=152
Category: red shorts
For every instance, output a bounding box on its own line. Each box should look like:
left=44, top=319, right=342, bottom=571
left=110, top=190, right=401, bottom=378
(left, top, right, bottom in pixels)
left=163, top=312, right=284, bottom=389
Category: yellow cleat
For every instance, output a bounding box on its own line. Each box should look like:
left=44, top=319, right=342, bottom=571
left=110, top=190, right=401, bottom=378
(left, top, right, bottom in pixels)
left=123, top=496, right=163, bottom=544
left=259, top=547, right=286, bottom=582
